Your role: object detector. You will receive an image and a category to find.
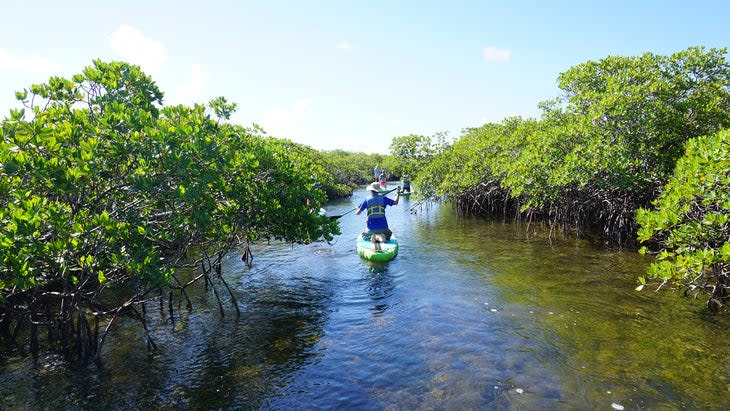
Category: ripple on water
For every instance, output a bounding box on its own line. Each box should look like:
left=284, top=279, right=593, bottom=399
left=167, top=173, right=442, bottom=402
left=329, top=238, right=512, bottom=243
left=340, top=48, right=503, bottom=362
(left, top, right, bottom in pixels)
left=3, top=198, right=730, bottom=409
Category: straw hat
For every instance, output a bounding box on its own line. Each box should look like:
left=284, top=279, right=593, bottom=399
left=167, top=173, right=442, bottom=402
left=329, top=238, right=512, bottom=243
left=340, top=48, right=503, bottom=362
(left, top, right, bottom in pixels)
left=367, top=182, right=382, bottom=192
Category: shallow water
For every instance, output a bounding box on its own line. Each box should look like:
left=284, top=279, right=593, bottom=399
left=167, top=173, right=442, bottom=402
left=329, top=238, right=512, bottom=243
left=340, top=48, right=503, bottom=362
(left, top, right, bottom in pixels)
left=2, top=187, right=730, bottom=410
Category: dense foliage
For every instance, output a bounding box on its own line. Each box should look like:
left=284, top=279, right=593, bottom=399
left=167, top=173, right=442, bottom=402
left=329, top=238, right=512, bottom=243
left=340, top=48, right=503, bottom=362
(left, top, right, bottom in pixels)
left=317, top=149, right=386, bottom=190
left=412, top=46, right=730, bottom=309
left=637, top=130, right=730, bottom=310
left=0, top=60, right=339, bottom=357
left=383, top=132, right=449, bottom=180
left=417, top=46, right=730, bottom=245
left=2, top=45, right=729, bottom=358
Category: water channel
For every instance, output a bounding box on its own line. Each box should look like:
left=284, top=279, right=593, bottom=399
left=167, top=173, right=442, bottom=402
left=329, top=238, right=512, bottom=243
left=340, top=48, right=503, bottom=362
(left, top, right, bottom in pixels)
left=2, top=186, right=730, bottom=410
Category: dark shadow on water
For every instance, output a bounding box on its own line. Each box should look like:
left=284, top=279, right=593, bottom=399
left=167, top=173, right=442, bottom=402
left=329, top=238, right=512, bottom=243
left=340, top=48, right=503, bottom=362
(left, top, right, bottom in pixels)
left=0, top=262, right=335, bottom=410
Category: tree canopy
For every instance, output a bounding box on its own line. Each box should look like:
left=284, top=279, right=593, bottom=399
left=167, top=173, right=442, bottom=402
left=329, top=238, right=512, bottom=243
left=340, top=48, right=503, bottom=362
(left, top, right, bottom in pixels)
left=383, top=132, right=449, bottom=179
left=416, top=46, right=730, bottom=244
left=0, top=60, right=339, bottom=357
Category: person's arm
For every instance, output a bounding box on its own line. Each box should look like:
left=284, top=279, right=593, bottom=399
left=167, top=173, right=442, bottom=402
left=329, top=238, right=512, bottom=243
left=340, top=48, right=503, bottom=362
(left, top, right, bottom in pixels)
left=393, top=186, right=401, bottom=205
left=355, top=199, right=367, bottom=215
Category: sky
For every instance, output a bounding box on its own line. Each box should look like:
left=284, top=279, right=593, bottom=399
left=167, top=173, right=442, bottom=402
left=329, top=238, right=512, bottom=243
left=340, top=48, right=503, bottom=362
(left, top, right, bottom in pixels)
left=1, top=0, right=729, bottom=154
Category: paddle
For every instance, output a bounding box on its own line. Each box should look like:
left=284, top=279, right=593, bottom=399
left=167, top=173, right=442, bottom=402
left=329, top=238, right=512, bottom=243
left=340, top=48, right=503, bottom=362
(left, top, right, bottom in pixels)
left=328, top=187, right=399, bottom=220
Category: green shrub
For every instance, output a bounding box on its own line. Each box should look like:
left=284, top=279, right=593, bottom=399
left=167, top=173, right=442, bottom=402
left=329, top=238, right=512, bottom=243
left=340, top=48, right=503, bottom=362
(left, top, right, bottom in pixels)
left=637, top=129, right=730, bottom=310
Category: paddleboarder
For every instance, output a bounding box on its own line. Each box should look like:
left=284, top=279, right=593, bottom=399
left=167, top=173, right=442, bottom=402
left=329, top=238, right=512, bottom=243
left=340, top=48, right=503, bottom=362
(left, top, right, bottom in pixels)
left=356, top=182, right=401, bottom=251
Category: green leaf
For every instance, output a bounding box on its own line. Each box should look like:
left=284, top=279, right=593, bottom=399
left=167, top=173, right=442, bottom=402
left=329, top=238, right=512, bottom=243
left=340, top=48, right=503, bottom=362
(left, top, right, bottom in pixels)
left=720, top=243, right=730, bottom=259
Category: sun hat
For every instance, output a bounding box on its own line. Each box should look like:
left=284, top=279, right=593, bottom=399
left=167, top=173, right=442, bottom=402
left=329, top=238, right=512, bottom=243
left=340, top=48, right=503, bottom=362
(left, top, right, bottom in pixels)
left=367, top=182, right=382, bottom=192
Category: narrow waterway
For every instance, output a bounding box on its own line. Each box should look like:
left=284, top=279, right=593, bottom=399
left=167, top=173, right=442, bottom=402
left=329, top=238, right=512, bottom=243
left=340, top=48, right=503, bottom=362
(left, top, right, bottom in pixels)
left=2, top=186, right=730, bottom=410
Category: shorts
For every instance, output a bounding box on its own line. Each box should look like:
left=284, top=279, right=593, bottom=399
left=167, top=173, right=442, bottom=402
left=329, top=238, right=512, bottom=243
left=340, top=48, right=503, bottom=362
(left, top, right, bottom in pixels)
left=363, top=228, right=392, bottom=241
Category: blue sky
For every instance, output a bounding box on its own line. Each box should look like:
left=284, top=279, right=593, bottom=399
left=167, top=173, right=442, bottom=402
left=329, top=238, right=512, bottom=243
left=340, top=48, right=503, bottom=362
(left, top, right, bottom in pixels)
left=1, top=0, right=728, bottom=153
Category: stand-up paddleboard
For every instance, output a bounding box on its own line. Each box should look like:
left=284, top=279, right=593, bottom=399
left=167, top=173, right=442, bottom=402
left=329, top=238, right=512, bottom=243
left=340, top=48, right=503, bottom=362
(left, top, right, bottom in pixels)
left=356, top=235, right=398, bottom=262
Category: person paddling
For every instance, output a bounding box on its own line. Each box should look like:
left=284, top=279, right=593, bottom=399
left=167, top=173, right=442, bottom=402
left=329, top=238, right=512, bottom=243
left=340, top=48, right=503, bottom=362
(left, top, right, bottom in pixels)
left=402, top=175, right=411, bottom=193
left=373, top=165, right=383, bottom=180
left=356, top=182, right=401, bottom=251
left=378, top=172, right=387, bottom=189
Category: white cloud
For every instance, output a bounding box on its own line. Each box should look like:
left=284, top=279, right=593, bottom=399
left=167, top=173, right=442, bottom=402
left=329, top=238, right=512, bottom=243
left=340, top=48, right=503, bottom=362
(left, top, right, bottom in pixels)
left=109, top=25, right=167, bottom=74
left=253, top=99, right=321, bottom=147
left=260, top=98, right=313, bottom=137
left=0, top=48, right=62, bottom=74
left=337, top=41, right=359, bottom=51
left=483, top=46, right=512, bottom=63
left=172, top=64, right=208, bottom=104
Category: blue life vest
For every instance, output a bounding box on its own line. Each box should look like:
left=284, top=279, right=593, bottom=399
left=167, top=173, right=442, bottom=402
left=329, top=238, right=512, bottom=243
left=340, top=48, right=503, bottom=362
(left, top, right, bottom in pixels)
left=365, top=195, right=389, bottom=230
left=366, top=195, right=386, bottom=220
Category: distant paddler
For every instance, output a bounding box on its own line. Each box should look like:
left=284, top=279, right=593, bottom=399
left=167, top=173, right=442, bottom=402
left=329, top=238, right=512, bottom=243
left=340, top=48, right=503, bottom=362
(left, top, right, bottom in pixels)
left=402, top=175, right=411, bottom=193
left=378, top=172, right=387, bottom=190
left=373, top=164, right=383, bottom=180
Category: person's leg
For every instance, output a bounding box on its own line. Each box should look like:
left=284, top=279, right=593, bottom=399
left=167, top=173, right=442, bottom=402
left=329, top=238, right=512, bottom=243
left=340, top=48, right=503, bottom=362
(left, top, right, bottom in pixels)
left=371, top=231, right=383, bottom=251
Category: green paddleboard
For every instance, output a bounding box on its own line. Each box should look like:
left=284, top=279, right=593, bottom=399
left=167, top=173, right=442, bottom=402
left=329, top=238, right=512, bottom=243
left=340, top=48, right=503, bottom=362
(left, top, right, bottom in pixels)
left=356, top=235, right=398, bottom=262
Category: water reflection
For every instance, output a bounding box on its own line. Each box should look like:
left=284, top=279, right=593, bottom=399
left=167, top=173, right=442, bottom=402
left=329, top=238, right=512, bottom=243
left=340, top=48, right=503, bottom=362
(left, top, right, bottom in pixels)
left=2, top=193, right=730, bottom=409
left=364, top=264, right=395, bottom=316
left=0, top=253, right=334, bottom=410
